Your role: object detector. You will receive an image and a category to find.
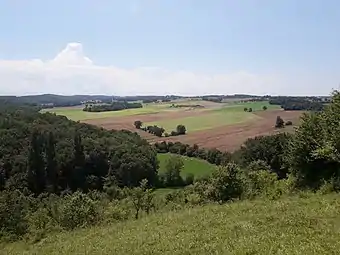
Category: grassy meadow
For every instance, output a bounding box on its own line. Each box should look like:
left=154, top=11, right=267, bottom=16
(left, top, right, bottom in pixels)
left=157, top=153, right=216, bottom=178
left=4, top=193, right=340, bottom=254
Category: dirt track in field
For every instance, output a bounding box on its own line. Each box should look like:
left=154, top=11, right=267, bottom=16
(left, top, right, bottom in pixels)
left=83, top=110, right=303, bottom=152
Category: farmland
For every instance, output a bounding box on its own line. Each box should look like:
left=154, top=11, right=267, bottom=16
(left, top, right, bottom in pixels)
left=157, top=153, right=216, bottom=178
left=43, top=99, right=302, bottom=151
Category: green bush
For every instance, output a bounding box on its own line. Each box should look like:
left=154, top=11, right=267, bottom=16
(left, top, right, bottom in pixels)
left=185, top=173, right=195, bottom=186
left=26, top=207, right=60, bottom=243
left=0, top=190, right=29, bottom=241
left=103, top=200, right=131, bottom=223
left=206, top=163, right=243, bottom=203
left=59, top=192, right=100, bottom=230
left=242, top=171, right=296, bottom=200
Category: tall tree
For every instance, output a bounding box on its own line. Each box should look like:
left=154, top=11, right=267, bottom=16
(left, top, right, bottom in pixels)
left=71, top=133, right=86, bottom=191
left=45, top=131, right=57, bottom=193
left=27, top=130, right=46, bottom=194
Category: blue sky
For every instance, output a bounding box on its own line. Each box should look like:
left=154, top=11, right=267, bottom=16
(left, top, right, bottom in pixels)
left=0, top=0, right=339, bottom=96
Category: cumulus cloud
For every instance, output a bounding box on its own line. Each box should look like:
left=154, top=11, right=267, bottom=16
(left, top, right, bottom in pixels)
left=0, top=42, right=293, bottom=96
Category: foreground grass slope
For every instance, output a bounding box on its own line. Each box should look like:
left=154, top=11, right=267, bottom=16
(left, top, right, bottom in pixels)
left=157, top=153, right=216, bottom=178
left=4, top=193, right=340, bottom=254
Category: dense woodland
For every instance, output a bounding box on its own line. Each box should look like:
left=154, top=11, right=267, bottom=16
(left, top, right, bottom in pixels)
left=1, top=91, right=340, bottom=243
left=83, top=102, right=143, bottom=112
left=0, top=107, right=158, bottom=194
left=269, top=96, right=326, bottom=111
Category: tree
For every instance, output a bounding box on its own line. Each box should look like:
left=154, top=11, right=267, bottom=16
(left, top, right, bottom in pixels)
left=27, top=130, right=46, bottom=194
left=71, top=133, right=85, bottom=191
left=248, top=108, right=253, bottom=112
left=263, top=105, right=268, bottom=110
left=207, top=163, right=243, bottom=203
left=176, top=125, right=186, bottom=135
left=164, top=155, right=184, bottom=187
left=244, top=107, right=248, bottom=112
left=134, top=120, right=142, bottom=129
left=237, top=133, right=291, bottom=178
left=275, top=116, right=285, bottom=128
left=288, top=91, right=340, bottom=188
left=130, top=179, right=154, bottom=219
left=45, top=132, right=57, bottom=193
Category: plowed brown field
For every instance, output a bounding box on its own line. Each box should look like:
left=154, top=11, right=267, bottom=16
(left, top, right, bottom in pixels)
left=83, top=110, right=303, bottom=152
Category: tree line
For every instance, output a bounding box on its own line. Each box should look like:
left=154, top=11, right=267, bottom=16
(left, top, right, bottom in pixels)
left=269, top=96, right=325, bottom=111
left=134, top=120, right=186, bottom=137
left=83, top=101, right=143, bottom=112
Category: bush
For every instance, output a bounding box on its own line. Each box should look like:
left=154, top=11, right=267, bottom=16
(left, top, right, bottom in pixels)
left=185, top=173, right=195, bottom=186
left=247, top=160, right=271, bottom=172
left=103, top=200, right=131, bottom=222
left=285, top=120, right=293, bottom=126
left=164, top=132, right=169, bottom=137
left=248, top=108, right=253, bottom=112
left=0, top=190, right=29, bottom=241
left=176, top=125, right=187, bottom=135
left=26, top=207, right=60, bottom=242
left=244, top=107, right=248, bottom=112
left=134, top=120, right=142, bottom=129
left=263, top=105, right=268, bottom=110
left=275, top=116, right=285, bottom=128
left=59, top=192, right=100, bottom=230
left=171, top=131, right=178, bottom=136
left=206, top=163, right=243, bottom=203
left=242, top=171, right=296, bottom=200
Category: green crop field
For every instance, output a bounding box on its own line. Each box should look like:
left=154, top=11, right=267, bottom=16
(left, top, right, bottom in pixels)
left=157, top=153, right=216, bottom=178
left=214, top=100, right=280, bottom=112
left=41, top=103, right=177, bottom=121
left=146, top=110, right=260, bottom=133
left=4, top=193, right=340, bottom=254
left=145, top=101, right=280, bottom=133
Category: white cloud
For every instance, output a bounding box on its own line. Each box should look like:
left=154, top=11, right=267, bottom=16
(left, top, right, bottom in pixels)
left=0, top=42, right=315, bottom=96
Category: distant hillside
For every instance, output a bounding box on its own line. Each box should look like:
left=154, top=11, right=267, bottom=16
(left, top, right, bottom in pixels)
left=0, top=94, right=184, bottom=108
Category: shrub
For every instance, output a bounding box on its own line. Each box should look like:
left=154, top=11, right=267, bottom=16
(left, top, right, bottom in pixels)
left=248, top=108, right=253, bottom=112
left=242, top=171, right=296, bottom=200
left=170, top=131, right=178, bottom=136
left=185, top=173, right=195, bottom=186
left=263, top=105, right=268, bottom=110
left=134, top=120, right=142, bottom=129
left=247, top=160, right=271, bottom=172
left=164, top=132, right=169, bottom=137
left=241, top=170, right=278, bottom=199
left=26, top=207, right=60, bottom=242
left=176, top=125, right=187, bottom=135
left=0, top=190, right=29, bottom=241
left=275, top=116, right=285, bottom=128
left=103, top=200, right=131, bottom=222
left=244, top=107, right=248, bottom=112
left=285, top=120, right=293, bottom=126
left=59, top=192, right=100, bottom=230
left=206, top=163, right=243, bottom=203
